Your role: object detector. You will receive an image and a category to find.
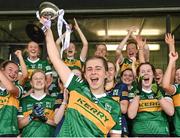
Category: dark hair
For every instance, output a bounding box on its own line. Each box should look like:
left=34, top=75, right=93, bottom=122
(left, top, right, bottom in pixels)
left=120, top=68, right=133, bottom=77
left=84, top=56, right=108, bottom=72
left=136, top=62, right=156, bottom=77
left=0, top=60, right=18, bottom=69
left=95, top=43, right=107, bottom=51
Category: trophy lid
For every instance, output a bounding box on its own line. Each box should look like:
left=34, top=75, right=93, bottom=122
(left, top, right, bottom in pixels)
left=39, top=1, right=59, bottom=20
left=25, top=23, right=45, bottom=43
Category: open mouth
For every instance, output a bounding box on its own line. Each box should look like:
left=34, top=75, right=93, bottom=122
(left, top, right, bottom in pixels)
left=68, top=50, right=73, bottom=53
left=143, top=78, right=150, bottom=84
left=90, top=78, right=99, bottom=85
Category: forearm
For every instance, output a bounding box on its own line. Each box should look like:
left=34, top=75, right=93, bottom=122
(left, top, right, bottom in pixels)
left=159, top=98, right=174, bottom=116
left=54, top=104, right=66, bottom=124
left=45, top=29, right=72, bottom=84
left=128, top=96, right=140, bottom=119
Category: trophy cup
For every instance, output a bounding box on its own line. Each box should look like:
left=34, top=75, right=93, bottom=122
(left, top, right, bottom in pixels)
left=26, top=2, right=59, bottom=43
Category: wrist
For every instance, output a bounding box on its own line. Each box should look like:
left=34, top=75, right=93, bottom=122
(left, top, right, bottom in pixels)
left=62, top=101, right=67, bottom=105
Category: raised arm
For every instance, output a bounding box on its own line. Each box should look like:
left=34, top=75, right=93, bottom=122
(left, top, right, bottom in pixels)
left=116, top=26, right=137, bottom=63
left=45, top=27, right=72, bottom=85
left=165, top=33, right=176, bottom=83
left=0, top=70, right=19, bottom=97
left=162, top=51, right=178, bottom=95
left=15, top=50, right=28, bottom=86
left=74, top=18, right=88, bottom=62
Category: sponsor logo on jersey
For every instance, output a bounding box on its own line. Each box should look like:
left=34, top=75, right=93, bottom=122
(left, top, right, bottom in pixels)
left=138, top=99, right=162, bottom=112
left=68, top=91, right=116, bottom=134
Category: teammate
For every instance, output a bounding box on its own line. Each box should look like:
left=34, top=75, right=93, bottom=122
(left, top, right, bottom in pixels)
left=56, top=18, right=88, bottom=70
left=94, top=43, right=108, bottom=60
left=105, top=61, right=129, bottom=136
left=20, top=41, right=52, bottom=93
left=0, top=60, right=23, bottom=136
left=43, top=20, right=122, bottom=137
left=128, top=62, right=174, bottom=136
left=162, top=51, right=180, bottom=136
left=18, top=70, right=56, bottom=137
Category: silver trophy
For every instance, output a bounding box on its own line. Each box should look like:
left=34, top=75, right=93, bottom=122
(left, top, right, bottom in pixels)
left=39, top=2, right=59, bottom=20
left=26, top=1, right=59, bottom=43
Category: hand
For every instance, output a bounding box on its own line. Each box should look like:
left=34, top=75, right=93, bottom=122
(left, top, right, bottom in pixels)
left=165, top=33, right=175, bottom=46
left=31, top=104, right=45, bottom=118
left=127, top=26, right=138, bottom=34
left=169, top=51, right=178, bottom=62
left=151, top=83, right=163, bottom=100
left=135, top=35, right=146, bottom=50
left=14, top=50, right=22, bottom=58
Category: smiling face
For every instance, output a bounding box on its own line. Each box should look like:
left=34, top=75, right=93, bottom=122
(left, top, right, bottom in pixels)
left=94, top=44, right=107, bottom=58
left=66, top=42, right=76, bottom=58
left=155, top=68, right=163, bottom=85
left=175, top=68, right=180, bottom=84
left=2, top=62, right=19, bottom=82
left=84, top=57, right=107, bottom=93
left=121, top=69, right=134, bottom=86
left=27, top=41, right=40, bottom=59
left=126, top=43, right=138, bottom=59
left=138, top=64, right=155, bottom=90
left=30, top=71, right=46, bottom=91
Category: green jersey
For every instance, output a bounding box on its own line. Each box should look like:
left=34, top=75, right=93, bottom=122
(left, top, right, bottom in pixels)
left=63, top=57, right=83, bottom=70
left=120, top=58, right=139, bottom=73
left=18, top=94, right=55, bottom=137
left=23, top=57, right=52, bottom=91
left=0, top=86, right=21, bottom=135
left=172, top=84, right=180, bottom=136
left=57, top=75, right=121, bottom=137
left=129, top=83, right=170, bottom=136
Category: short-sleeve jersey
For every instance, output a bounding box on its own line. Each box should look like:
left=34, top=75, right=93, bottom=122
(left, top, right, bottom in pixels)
left=18, top=94, right=55, bottom=137
left=129, top=83, right=170, bottom=136
left=57, top=75, right=122, bottom=137
left=0, top=87, right=20, bottom=135
left=106, top=82, right=128, bottom=102
left=172, top=84, right=180, bottom=136
left=120, top=58, right=139, bottom=73
left=63, top=58, right=83, bottom=70
left=23, top=57, right=52, bottom=91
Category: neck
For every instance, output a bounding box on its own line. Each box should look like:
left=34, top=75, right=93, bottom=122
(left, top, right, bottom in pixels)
left=105, top=80, right=114, bottom=91
left=67, top=56, right=74, bottom=60
left=91, top=87, right=105, bottom=95
left=32, top=89, right=45, bottom=98
left=29, top=56, right=38, bottom=61
left=142, top=86, right=151, bottom=91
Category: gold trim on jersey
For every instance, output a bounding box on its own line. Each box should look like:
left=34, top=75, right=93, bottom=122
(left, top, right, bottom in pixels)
left=64, top=59, right=81, bottom=69
left=173, top=94, right=180, bottom=107
left=138, top=99, right=162, bottom=112
left=0, top=95, right=19, bottom=109
left=112, top=97, right=120, bottom=102
left=68, top=91, right=115, bottom=134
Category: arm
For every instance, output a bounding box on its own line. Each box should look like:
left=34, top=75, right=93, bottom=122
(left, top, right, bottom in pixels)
left=130, top=56, right=137, bottom=78
left=162, top=52, right=178, bottom=95
left=110, top=133, right=121, bottom=137
left=45, top=27, right=72, bottom=84
left=0, top=70, right=19, bottom=97
left=74, top=18, right=88, bottom=62
left=165, top=33, right=176, bottom=83
left=159, top=98, right=174, bottom=116
left=134, top=35, right=146, bottom=63
left=127, top=96, right=140, bottom=119
left=54, top=89, right=68, bottom=124
left=120, top=100, right=129, bottom=114
left=15, top=50, right=28, bottom=86
left=18, top=116, right=31, bottom=129
left=116, top=26, right=137, bottom=63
